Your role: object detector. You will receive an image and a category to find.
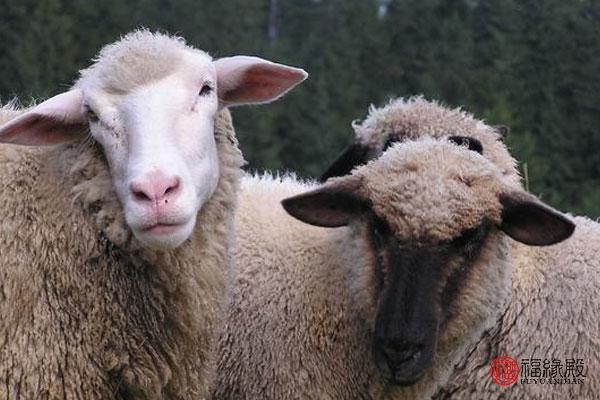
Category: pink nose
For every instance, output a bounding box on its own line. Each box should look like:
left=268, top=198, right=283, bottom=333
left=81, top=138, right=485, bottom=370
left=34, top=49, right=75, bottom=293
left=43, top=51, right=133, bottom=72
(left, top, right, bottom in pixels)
left=130, top=172, right=182, bottom=204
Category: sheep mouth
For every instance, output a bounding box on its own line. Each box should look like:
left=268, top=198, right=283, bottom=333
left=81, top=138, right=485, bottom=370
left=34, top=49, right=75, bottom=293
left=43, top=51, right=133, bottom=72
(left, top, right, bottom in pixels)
left=141, top=222, right=185, bottom=235
left=373, top=343, right=433, bottom=387
left=387, top=368, right=427, bottom=387
left=379, top=361, right=429, bottom=387
left=130, top=216, right=197, bottom=249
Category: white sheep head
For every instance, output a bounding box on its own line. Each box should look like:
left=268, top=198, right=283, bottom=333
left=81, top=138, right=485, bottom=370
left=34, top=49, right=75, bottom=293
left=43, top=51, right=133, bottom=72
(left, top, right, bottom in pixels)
left=283, top=138, right=574, bottom=387
left=0, top=31, right=307, bottom=250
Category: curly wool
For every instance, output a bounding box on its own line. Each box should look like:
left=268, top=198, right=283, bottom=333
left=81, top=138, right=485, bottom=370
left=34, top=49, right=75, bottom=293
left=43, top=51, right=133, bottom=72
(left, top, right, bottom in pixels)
left=0, top=101, right=23, bottom=125
left=352, top=96, right=521, bottom=188
left=0, top=109, right=243, bottom=399
left=76, top=29, right=207, bottom=94
left=434, top=216, right=600, bottom=399
left=349, top=138, right=504, bottom=243
left=214, top=140, right=513, bottom=400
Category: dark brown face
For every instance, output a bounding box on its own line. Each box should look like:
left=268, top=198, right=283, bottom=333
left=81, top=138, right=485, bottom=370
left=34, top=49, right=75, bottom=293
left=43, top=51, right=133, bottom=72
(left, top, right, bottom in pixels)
left=368, top=216, right=490, bottom=385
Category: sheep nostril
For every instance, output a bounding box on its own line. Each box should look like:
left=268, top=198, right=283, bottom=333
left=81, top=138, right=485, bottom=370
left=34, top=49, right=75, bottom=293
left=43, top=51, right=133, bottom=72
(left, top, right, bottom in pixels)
left=164, top=178, right=180, bottom=196
left=130, top=174, right=182, bottom=204
left=131, top=186, right=152, bottom=202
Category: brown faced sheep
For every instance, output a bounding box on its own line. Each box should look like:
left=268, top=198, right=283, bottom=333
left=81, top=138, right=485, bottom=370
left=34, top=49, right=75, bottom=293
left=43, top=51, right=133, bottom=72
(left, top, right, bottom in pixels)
left=0, top=30, right=306, bottom=399
left=321, top=96, right=599, bottom=398
left=213, top=138, right=574, bottom=399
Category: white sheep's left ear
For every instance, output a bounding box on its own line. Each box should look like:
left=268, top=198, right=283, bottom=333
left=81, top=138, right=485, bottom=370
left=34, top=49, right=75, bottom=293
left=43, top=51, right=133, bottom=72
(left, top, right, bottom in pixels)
left=0, top=89, right=86, bottom=146
left=214, top=56, right=307, bottom=107
left=499, top=191, right=575, bottom=246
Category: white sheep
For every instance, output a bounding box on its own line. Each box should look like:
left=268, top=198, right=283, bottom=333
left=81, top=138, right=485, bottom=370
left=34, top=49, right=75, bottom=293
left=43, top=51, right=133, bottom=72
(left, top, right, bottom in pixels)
left=213, top=137, right=576, bottom=399
left=0, top=30, right=306, bottom=399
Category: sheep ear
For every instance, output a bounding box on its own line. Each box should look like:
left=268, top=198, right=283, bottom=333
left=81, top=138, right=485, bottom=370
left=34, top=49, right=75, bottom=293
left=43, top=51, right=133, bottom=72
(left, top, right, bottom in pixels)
left=215, top=56, right=307, bottom=106
left=282, top=178, right=370, bottom=227
left=319, top=143, right=371, bottom=182
left=499, top=192, right=575, bottom=246
left=492, top=125, right=510, bottom=141
left=0, top=89, right=86, bottom=146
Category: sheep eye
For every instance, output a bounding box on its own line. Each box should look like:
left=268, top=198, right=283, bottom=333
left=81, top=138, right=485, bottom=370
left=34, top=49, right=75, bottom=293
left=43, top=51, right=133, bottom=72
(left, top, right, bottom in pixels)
left=448, top=135, right=483, bottom=154
left=452, top=226, right=479, bottom=248
left=451, top=224, right=489, bottom=255
left=84, top=105, right=99, bottom=123
left=199, top=84, right=213, bottom=96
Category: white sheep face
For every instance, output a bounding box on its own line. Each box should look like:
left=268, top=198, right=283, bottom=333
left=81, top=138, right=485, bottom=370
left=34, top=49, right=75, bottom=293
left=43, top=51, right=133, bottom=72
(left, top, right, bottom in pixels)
left=0, top=31, right=307, bottom=250
left=81, top=55, right=220, bottom=249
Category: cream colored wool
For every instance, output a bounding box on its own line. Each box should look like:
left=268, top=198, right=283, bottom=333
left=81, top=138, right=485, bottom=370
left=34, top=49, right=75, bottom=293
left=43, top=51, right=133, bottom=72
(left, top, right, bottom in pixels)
left=214, top=140, right=516, bottom=399
left=76, top=30, right=197, bottom=94
left=0, top=102, right=23, bottom=125
left=357, top=141, right=504, bottom=242
left=350, top=96, right=520, bottom=188
left=434, top=217, right=600, bottom=399
left=0, top=32, right=245, bottom=399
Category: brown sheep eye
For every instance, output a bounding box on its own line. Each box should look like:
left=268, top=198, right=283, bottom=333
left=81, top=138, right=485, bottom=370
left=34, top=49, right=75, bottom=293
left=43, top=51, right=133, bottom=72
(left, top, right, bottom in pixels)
left=84, top=105, right=99, bottom=123
left=199, top=84, right=213, bottom=96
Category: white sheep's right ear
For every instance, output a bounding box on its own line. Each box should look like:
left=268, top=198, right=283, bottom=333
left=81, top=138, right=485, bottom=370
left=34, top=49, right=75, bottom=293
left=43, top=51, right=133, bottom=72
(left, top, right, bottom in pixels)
left=214, top=56, right=307, bottom=107
left=281, top=178, right=370, bottom=228
left=0, top=89, right=86, bottom=146
left=499, top=191, right=575, bottom=246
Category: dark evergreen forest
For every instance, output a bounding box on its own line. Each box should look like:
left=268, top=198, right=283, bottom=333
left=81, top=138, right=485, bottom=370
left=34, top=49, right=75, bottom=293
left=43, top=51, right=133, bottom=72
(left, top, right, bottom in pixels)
left=1, top=0, right=599, bottom=216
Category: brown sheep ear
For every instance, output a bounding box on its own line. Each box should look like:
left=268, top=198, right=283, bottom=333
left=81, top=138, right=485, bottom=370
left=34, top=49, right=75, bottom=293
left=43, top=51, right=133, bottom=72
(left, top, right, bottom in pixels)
left=499, top=192, right=575, bottom=246
left=492, top=125, right=510, bottom=141
left=282, top=178, right=370, bottom=227
left=319, top=143, right=371, bottom=182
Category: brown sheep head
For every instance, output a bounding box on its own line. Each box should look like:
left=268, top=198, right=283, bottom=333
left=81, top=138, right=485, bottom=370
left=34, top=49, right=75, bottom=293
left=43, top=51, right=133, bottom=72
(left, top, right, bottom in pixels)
left=283, top=138, right=574, bottom=386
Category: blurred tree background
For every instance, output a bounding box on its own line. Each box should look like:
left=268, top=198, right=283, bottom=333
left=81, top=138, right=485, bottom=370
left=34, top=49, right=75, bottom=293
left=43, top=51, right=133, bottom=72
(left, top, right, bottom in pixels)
left=0, top=0, right=599, bottom=216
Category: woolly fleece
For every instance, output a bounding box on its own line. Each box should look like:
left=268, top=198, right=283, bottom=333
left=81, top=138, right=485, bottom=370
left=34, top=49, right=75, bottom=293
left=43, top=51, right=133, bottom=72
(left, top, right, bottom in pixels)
left=0, top=32, right=244, bottom=399
left=351, top=96, right=521, bottom=188
left=434, top=216, right=599, bottom=399
left=214, top=139, right=514, bottom=399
